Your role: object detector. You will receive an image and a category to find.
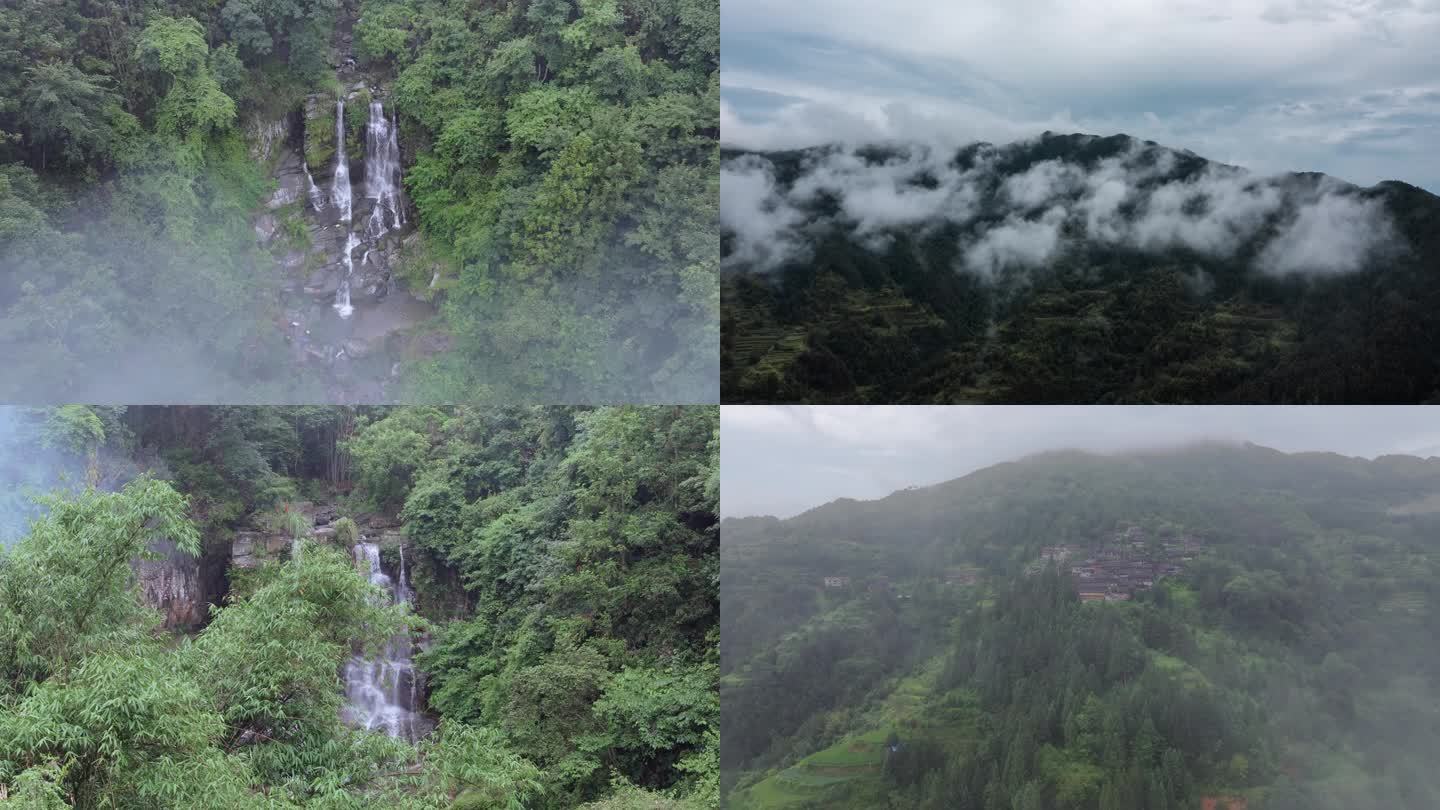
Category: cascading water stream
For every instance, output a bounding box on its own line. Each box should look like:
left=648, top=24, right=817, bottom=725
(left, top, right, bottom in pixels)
left=331, top=98, right=356, bottom=318
left=334, top=232, right=359, bottom=319
left=333, top=99, right=404, bottom=320
left=342, top=541, right=427, bottom=741
left=304, top=162, right=326, bottom=211
left=364, top=101, right=403, bottom=241
left=330, top=99, right=352, bottom=222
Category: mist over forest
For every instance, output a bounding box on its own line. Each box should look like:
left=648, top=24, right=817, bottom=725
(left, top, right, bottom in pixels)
left=0, top=0, right=719, bottom=404
left=721, top=440, right=1440, bottom=810
left=720, top=133, right=1440, bottom=404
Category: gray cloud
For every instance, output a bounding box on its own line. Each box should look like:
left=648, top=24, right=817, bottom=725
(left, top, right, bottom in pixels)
left=721, top=0, right=1440, bottom=192
left=721, top=405, right=1440, bottom=518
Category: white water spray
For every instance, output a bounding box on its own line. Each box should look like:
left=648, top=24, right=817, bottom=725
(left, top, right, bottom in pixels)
left=342, top=541, right=427, bottom=741
left=331, top=98, right=352, bottom=223
left=334, top=231, right=359, bottom=318
left=364, top=101, right=404, bottom=241
left=330, top=97, right=357, bottom=318
left=304, top=162, right=326, bottom=211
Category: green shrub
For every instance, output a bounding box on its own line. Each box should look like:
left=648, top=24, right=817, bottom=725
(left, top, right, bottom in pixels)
left=333, top=516, right=358, bottom=545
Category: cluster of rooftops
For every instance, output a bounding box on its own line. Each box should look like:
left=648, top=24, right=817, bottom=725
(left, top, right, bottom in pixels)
left=816, top=527, right=1203, bottom=601
left=1038, top=526, right=1205, bottom=601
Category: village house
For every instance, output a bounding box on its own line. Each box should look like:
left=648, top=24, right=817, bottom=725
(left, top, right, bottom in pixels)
left=944, top=569, right=979, bottom=586
left=822, top=576, right=851, bottom=588
left=1065, top=530, right=1204, bottom=601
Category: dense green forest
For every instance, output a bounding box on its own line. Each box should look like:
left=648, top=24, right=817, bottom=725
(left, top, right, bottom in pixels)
left=0, top=404, right=719, bottom=807
left=0, top=0, right=718, bottom=402
left=720, top=133, right=1440, bottom=404
left=721, top=443, right=1440, bottom=809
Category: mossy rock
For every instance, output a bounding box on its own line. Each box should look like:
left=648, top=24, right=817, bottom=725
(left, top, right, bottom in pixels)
left=304, top=98, right=338, bottom=169
left=269, top=202, right=310, bottom=251
left=332, top=516, right=358, bottom=545
left=346, top=86, right=372, bottom=153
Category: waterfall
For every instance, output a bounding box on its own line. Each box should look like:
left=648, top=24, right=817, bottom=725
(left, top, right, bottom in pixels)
left=364, top=101, right=403, bottom=241
left=304, top=162, right=326, bottom=211
left=330, top=99, right=403, bottom=320
left=333, top=231, right=359, bottom=318
left=342, top=541, right=427, bottom=741
left=331, top=98, right=352, bottom=223
left=330, top=98, right=357, bottom=318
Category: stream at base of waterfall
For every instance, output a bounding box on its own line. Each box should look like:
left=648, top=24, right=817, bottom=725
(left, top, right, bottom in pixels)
left=341, top=541, right=433, bottom=742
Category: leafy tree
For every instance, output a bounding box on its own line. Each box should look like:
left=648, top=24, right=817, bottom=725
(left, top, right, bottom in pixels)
left=18, top=62, right=122, bottom=169
left=0, top=477, right=197, bottom=689
left=135, top=17, right=237, bottom=145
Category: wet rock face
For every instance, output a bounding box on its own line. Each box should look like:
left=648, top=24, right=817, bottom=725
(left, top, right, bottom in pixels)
left=255, top=213, right=279, bottom=247
left=247, top=67, right=437, bottom=400
left=312, top=504, right=339, bottom=526
left=231, top=503, right=349, bottom=568
left=246, top=115, right=291, bottom=165
left=231, top=530, right=294, bottom=568
left=134, top=547, right=205, bottom=629
left=267, top=152, right=309, bottom=210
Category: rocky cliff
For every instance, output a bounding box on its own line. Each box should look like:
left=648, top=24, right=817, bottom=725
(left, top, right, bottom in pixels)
left=244, top=13, right=437, bottom=402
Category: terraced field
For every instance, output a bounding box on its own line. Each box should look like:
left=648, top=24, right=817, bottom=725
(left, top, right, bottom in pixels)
left=731, top=729, right=891, bottom=809
left=725, top=280, right=946, bottom=398
left=1379, top=590, right=1427, bottom=616
left=730, top=656, right=983, bottom=809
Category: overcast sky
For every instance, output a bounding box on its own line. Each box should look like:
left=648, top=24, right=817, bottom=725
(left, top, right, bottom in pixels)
left=721, top=406, right=1440, bottom=518
left=720, top=0, right=1440, bottom=193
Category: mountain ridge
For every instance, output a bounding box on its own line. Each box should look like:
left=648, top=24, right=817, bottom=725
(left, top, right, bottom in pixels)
left=721, top=131, right=1440, bottom=404
left=725, top=438, right=1440, bottom=544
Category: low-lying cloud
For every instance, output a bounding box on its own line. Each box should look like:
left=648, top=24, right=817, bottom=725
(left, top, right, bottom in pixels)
left=720, top=135, right=1399, bottom=279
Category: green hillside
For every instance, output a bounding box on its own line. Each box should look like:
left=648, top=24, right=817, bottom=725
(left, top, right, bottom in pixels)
left=721, top=134, right=1440, bottom=404
left=721, top=444, right=1440, bottom=809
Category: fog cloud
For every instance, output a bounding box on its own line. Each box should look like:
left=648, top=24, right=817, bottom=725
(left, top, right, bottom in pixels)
left=0, top=407, right=152, bottom=546
left=719, top=155, right=809, bottom=269
left=720, top=136, right=1400, bottom=278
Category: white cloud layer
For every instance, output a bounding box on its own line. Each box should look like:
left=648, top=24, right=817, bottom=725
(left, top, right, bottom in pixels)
left=720, top=138, right=1398, bottom=277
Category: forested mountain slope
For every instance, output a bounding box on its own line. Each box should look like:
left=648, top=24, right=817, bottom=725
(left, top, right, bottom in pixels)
left=720, top=133, right=1440, bottom=403
left=0, top=404, right=718, bottom=808
left=721, top=443, right=1440, bottom=809
left=0, top=0, right=718, bottom=402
